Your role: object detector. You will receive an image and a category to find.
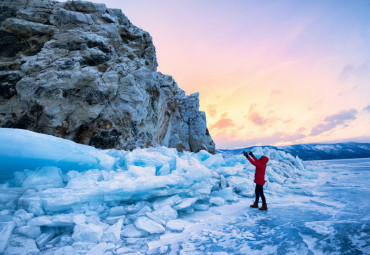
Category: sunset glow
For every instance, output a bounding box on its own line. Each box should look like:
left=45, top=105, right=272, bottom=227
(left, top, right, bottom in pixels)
left=84, top=0, right=370, bottom=149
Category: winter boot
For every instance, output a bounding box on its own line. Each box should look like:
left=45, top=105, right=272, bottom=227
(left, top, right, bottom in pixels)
left=259, top=204, right=268, bottom=210
left=250, top=202, right=258, bottom=208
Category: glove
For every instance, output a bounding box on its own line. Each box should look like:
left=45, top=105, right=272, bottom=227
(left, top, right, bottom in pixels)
left=242, top=151, right=248, bottom=157
left=249, top=151, right=254, bottom=157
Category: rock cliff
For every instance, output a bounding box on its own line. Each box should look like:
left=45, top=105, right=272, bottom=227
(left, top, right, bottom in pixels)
left=0, top=0, right=215, bottom=153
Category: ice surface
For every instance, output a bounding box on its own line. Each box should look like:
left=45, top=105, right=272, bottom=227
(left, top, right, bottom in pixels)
left=0, top=128, right=330, bottom=253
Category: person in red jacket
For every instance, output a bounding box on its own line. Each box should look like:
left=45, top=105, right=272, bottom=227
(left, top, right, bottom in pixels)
left=243, top=151, right=269, bottom=210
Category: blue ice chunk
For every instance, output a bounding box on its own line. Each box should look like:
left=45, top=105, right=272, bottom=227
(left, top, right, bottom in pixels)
left=153, top=195, right=182, bottom=210
left=156, top=163, right=171, bottom=176
left=209, top=197, right=225, bottom=206
left=128, top=165, right=156, bottom=178
left=295, top=156, right=306, bottom=171
left=101, top=218, right=123, bottom=244
left=166, top=220, right=185, bottom=232
left=266, top=167, right=286, bottom=184
left=12, top=209, right=33, bottom=227
left=4, top=236, right=39, bottom=254
left=173, top=197, right=197, bottom=211
left=0, top=220, right=15, bottom=253
left=194, top=150, right=212, bottom=162
left=125, top=147, right=176, bottom=168
left=16, top=225, right=41, bottom=239
left=135, top=216, right=165, bottom=234
left=0, top=128, right=115, bottom=177
left=194, top=202, right=209, bottom=211
left=147, top=205, right=178, bottom=224
left=28, top=214, right=75, bottom=227
left=35, top=228, right=55, bottom=248
left=72, top=223, right=104, bottom=243
left=86, top=242, right=115, bottom=255
left=22, top=167, right=63, bottom=190
left=211, top=187, right=234, bottom=201
left=108, top=206, right=124, bottom=217
left=202, top=154, right=225, bottom=169
left=224, top=154, right=247, bottom=167
left=0, top=187, right=23, bottom=209
left=121, top=224, right=148, bottom=238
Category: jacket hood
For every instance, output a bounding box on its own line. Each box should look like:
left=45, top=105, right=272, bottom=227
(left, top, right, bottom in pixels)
left=259, top=156, right=269, bottom=164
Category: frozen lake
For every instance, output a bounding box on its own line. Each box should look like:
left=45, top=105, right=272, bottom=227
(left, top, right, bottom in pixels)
left=1, top=129, right=369, bottom=254
left=148, top=158, right=370, bottom=254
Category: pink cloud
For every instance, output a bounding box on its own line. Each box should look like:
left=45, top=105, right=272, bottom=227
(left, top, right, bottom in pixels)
left=248, top=112, right=279, bottom=126
left=310, top=109, right=357, bottom=136
left=210, top=118, right=235, bottom=130
left=207, top=105, right=217, bottom=117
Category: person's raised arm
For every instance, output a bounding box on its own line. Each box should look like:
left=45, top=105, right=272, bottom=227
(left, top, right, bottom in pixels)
left=249, top=151, right=264, bottom=167
left=244, top=151, right=257, bottom=166
left=249, top=151, right=259, bottom=161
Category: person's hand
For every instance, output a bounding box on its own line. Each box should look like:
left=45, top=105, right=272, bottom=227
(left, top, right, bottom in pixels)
left=243, top=151, right=247, bottom=157
left=249, top=151, right=254, bottom=157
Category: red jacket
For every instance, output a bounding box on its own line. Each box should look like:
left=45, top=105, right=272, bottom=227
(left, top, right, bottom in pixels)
left=246, top=155, right=269, bottom=185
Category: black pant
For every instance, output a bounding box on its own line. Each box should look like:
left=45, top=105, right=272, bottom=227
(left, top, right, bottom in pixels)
left=255, top=184, right=266, bottom=205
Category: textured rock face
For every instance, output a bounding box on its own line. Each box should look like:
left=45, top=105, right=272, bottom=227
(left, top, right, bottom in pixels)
left=0, top=0, right=215, bottom=153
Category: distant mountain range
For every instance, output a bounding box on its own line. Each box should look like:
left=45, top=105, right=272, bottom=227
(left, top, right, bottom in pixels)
left=217, top=142, right=370, bottom=160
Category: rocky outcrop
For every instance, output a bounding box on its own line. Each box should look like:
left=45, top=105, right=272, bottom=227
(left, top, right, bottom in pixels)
left=0, top=0, right=215, bottom=153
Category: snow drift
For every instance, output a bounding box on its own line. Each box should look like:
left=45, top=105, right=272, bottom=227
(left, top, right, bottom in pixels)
left=0, top=128, right=310, bottom=254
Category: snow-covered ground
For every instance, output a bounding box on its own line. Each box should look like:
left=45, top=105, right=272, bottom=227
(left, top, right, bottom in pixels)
left=0, top=129, right=369, bottom=254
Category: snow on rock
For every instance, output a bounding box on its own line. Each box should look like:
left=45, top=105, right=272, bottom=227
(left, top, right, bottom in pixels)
left=135, top=216, right=165, bottom=234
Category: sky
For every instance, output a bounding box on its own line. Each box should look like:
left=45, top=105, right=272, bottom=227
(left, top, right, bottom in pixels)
left=83, top=0, right=370, bottom=149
